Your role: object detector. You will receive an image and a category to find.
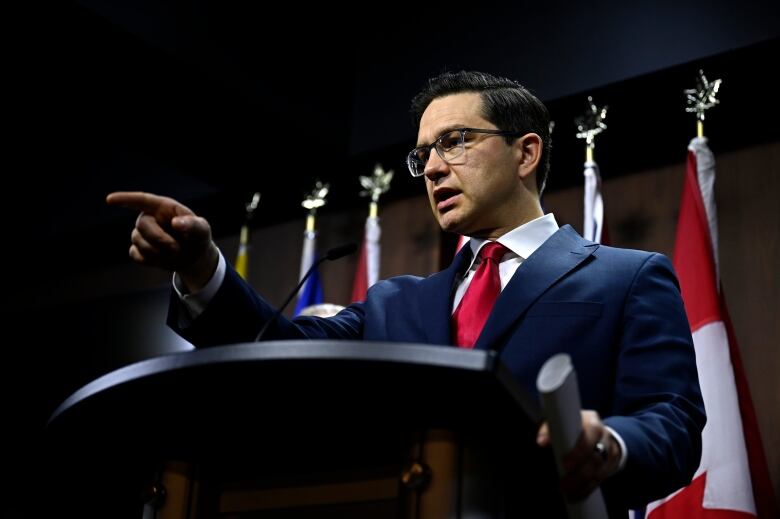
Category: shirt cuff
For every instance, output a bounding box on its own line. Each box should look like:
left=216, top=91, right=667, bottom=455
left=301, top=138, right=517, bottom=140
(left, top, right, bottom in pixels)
left=172, top=250, right=227, bottom=323
left=604, top=425, right=628, bottom=472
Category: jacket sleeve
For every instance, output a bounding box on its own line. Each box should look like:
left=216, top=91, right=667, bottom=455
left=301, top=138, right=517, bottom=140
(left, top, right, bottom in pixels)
left=168, top=263, right=364, bottom=347
left=602, top=253, right=706, bottom=507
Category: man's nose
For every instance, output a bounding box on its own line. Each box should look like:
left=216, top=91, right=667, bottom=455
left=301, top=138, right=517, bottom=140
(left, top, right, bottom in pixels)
left=423, top=150, right=449, bottom=181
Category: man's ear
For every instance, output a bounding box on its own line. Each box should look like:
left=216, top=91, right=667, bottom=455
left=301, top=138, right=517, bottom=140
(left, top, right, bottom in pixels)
left=515, top=133, right=542, bottom=181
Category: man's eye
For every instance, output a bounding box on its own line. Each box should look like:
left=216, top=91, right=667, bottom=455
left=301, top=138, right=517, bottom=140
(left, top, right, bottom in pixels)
left=414, top=148, right=430, bottom=162
left=439, top=135, right=461, bottom=150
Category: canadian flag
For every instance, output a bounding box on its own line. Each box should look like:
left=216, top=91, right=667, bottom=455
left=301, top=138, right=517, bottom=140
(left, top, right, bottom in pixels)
left=646, top=137, right=776, bottom=518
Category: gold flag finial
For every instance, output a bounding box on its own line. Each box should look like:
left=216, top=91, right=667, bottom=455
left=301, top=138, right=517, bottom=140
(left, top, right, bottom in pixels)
left=302, top=180, right=330, bottom=213
left=236, top=191, right=261, bottom=280
left=245, top=192, right=261, bottom=220
left=359, top=163, right=393, bottom=203
left=685, top=69, right=721, bottom=137
left=301, top=180, right=329, bottom=232
left=359, top=164, right=393, bottom=219
left=575, top=96, right=608, bottom=162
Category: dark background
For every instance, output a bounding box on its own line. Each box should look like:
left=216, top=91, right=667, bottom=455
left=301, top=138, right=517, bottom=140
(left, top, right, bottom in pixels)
left=17, top=1, right=780, bottom=286
left=9, top=1, right=780, bottom=516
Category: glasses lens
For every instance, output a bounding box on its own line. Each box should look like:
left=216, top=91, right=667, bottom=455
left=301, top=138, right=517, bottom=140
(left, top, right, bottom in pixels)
left=436, top=130, right=465, bottom=161
left=407, top=129, right=467, bottom=177
left=407, top=147, right=429, bottom=177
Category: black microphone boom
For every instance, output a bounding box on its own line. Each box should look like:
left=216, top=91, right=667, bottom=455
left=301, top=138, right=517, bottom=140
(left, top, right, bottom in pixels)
left=325, top=242, right=358, bottom=261
left=254, top=243, right=357, bottom=342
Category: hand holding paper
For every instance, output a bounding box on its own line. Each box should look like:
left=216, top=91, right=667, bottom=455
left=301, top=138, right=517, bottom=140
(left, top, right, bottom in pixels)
left=537, top=353, right=614, bottom=519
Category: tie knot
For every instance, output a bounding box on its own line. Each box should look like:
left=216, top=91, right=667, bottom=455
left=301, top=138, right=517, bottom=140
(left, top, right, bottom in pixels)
left=479, top=242, right=508, bottom=264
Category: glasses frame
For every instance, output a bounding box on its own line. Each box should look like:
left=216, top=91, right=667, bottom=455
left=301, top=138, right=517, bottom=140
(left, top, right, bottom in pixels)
left=406, top=127, right=524, bottom=177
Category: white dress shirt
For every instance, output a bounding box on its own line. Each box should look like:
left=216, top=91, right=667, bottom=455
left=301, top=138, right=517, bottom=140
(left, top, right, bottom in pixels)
left=452, top=213, right=559, bottom=312
left=173, top=250, right=227, bottom=323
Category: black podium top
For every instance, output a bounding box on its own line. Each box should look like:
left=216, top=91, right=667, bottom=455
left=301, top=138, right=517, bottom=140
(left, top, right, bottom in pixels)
left=47, top=341, right=541, bottom=461
left=42, top=342, right=560, bottom=519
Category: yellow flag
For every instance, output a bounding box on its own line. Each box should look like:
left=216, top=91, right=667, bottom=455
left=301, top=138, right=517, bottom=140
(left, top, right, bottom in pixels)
left=235, top=224, right=249, bottom=279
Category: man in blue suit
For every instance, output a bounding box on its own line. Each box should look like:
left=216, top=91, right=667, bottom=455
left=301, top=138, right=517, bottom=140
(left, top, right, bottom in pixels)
left=108, top=71, right=704, bottom=515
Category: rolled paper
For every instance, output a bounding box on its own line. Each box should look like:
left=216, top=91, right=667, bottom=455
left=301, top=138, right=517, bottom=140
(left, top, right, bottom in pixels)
left=537, top=353, right=608, bottom=519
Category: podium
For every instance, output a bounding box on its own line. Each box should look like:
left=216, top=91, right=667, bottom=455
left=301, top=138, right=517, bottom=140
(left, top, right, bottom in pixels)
left=44, top=341, right=564, bottom=518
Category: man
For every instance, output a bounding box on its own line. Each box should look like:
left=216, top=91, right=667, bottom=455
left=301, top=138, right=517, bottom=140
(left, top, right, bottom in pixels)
left=108, top=71, right=704, bottom=516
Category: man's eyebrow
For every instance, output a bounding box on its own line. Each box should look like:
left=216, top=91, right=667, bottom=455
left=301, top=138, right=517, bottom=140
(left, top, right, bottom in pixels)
left=416, top=125, right=464, bottom=148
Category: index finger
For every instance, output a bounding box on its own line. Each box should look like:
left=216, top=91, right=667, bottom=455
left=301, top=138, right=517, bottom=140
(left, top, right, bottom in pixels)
left=106, top=192, right=170, bottom=213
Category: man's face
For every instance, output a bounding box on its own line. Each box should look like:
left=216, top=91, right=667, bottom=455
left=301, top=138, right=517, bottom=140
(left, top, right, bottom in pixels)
left=418, top=93, right=525, bottom=239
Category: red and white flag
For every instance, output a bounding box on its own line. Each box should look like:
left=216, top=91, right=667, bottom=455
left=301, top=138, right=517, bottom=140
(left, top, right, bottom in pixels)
left=583, top=159, right=610, bottom=245
left=646, top=137, right=776, bottom=519
left=350, top=215, right=380, bottom=302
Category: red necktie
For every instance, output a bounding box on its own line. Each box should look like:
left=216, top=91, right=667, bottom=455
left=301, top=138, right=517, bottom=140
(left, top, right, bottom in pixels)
left=452, top=242, right=508, bottom=348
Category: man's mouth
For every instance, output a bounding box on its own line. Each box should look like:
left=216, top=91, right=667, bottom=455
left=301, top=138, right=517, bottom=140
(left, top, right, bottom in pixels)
left=433, top=188, right=462, bottom=211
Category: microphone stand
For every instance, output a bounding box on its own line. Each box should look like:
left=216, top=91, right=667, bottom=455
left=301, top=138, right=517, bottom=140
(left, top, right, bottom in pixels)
left=254, top=243, right=356, bottom=342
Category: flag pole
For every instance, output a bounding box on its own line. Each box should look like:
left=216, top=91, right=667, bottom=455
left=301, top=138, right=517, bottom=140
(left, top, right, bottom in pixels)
left=351, top=164, right=393, bottom=302
left=299, top=180, right=330, bottom=283
left=576, top=96, right=608, bottom=244
left=685, top=68, right=721, bottom=139
left=293, top=181, right=330, bottom=315
left=235, top=192, right=261, bottom=280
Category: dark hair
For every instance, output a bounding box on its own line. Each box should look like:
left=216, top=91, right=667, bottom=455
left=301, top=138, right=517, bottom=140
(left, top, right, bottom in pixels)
left=410, top=70, right=551, bottom=194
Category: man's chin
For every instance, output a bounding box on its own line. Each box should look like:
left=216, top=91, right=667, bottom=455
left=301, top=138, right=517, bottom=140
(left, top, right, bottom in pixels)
left=438, top=214, right=468, bottom=235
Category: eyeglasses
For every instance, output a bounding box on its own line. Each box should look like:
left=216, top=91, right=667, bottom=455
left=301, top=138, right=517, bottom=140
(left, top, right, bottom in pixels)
left=406, top=127, right=524, bottom=177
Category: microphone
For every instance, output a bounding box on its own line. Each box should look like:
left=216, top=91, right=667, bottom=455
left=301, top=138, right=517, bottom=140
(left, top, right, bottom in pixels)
left=254, top=242, right=357, bottom=342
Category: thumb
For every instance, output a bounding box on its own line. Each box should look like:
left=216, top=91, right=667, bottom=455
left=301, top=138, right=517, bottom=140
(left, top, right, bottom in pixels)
left=172, top=215, right=211, bottom=240
left=171, top=215, right=195, bottom=232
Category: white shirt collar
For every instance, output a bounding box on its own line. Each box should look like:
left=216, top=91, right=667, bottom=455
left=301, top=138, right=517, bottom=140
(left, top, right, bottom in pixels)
left=463, top=213, right=559, bottom=271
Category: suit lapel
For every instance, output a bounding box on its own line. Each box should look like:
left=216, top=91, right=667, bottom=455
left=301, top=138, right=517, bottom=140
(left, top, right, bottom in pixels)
left=474, top=225, right=599, bottom=351
left=418, top=244, right=473, bottom=345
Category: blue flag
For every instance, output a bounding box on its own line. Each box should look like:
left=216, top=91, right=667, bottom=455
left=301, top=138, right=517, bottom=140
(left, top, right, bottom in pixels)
left=293, top=260, right=324, bottom=316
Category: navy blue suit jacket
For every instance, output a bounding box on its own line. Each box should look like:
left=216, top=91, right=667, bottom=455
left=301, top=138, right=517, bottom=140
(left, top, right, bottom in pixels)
left=170, top=225, right=705, bottom=512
